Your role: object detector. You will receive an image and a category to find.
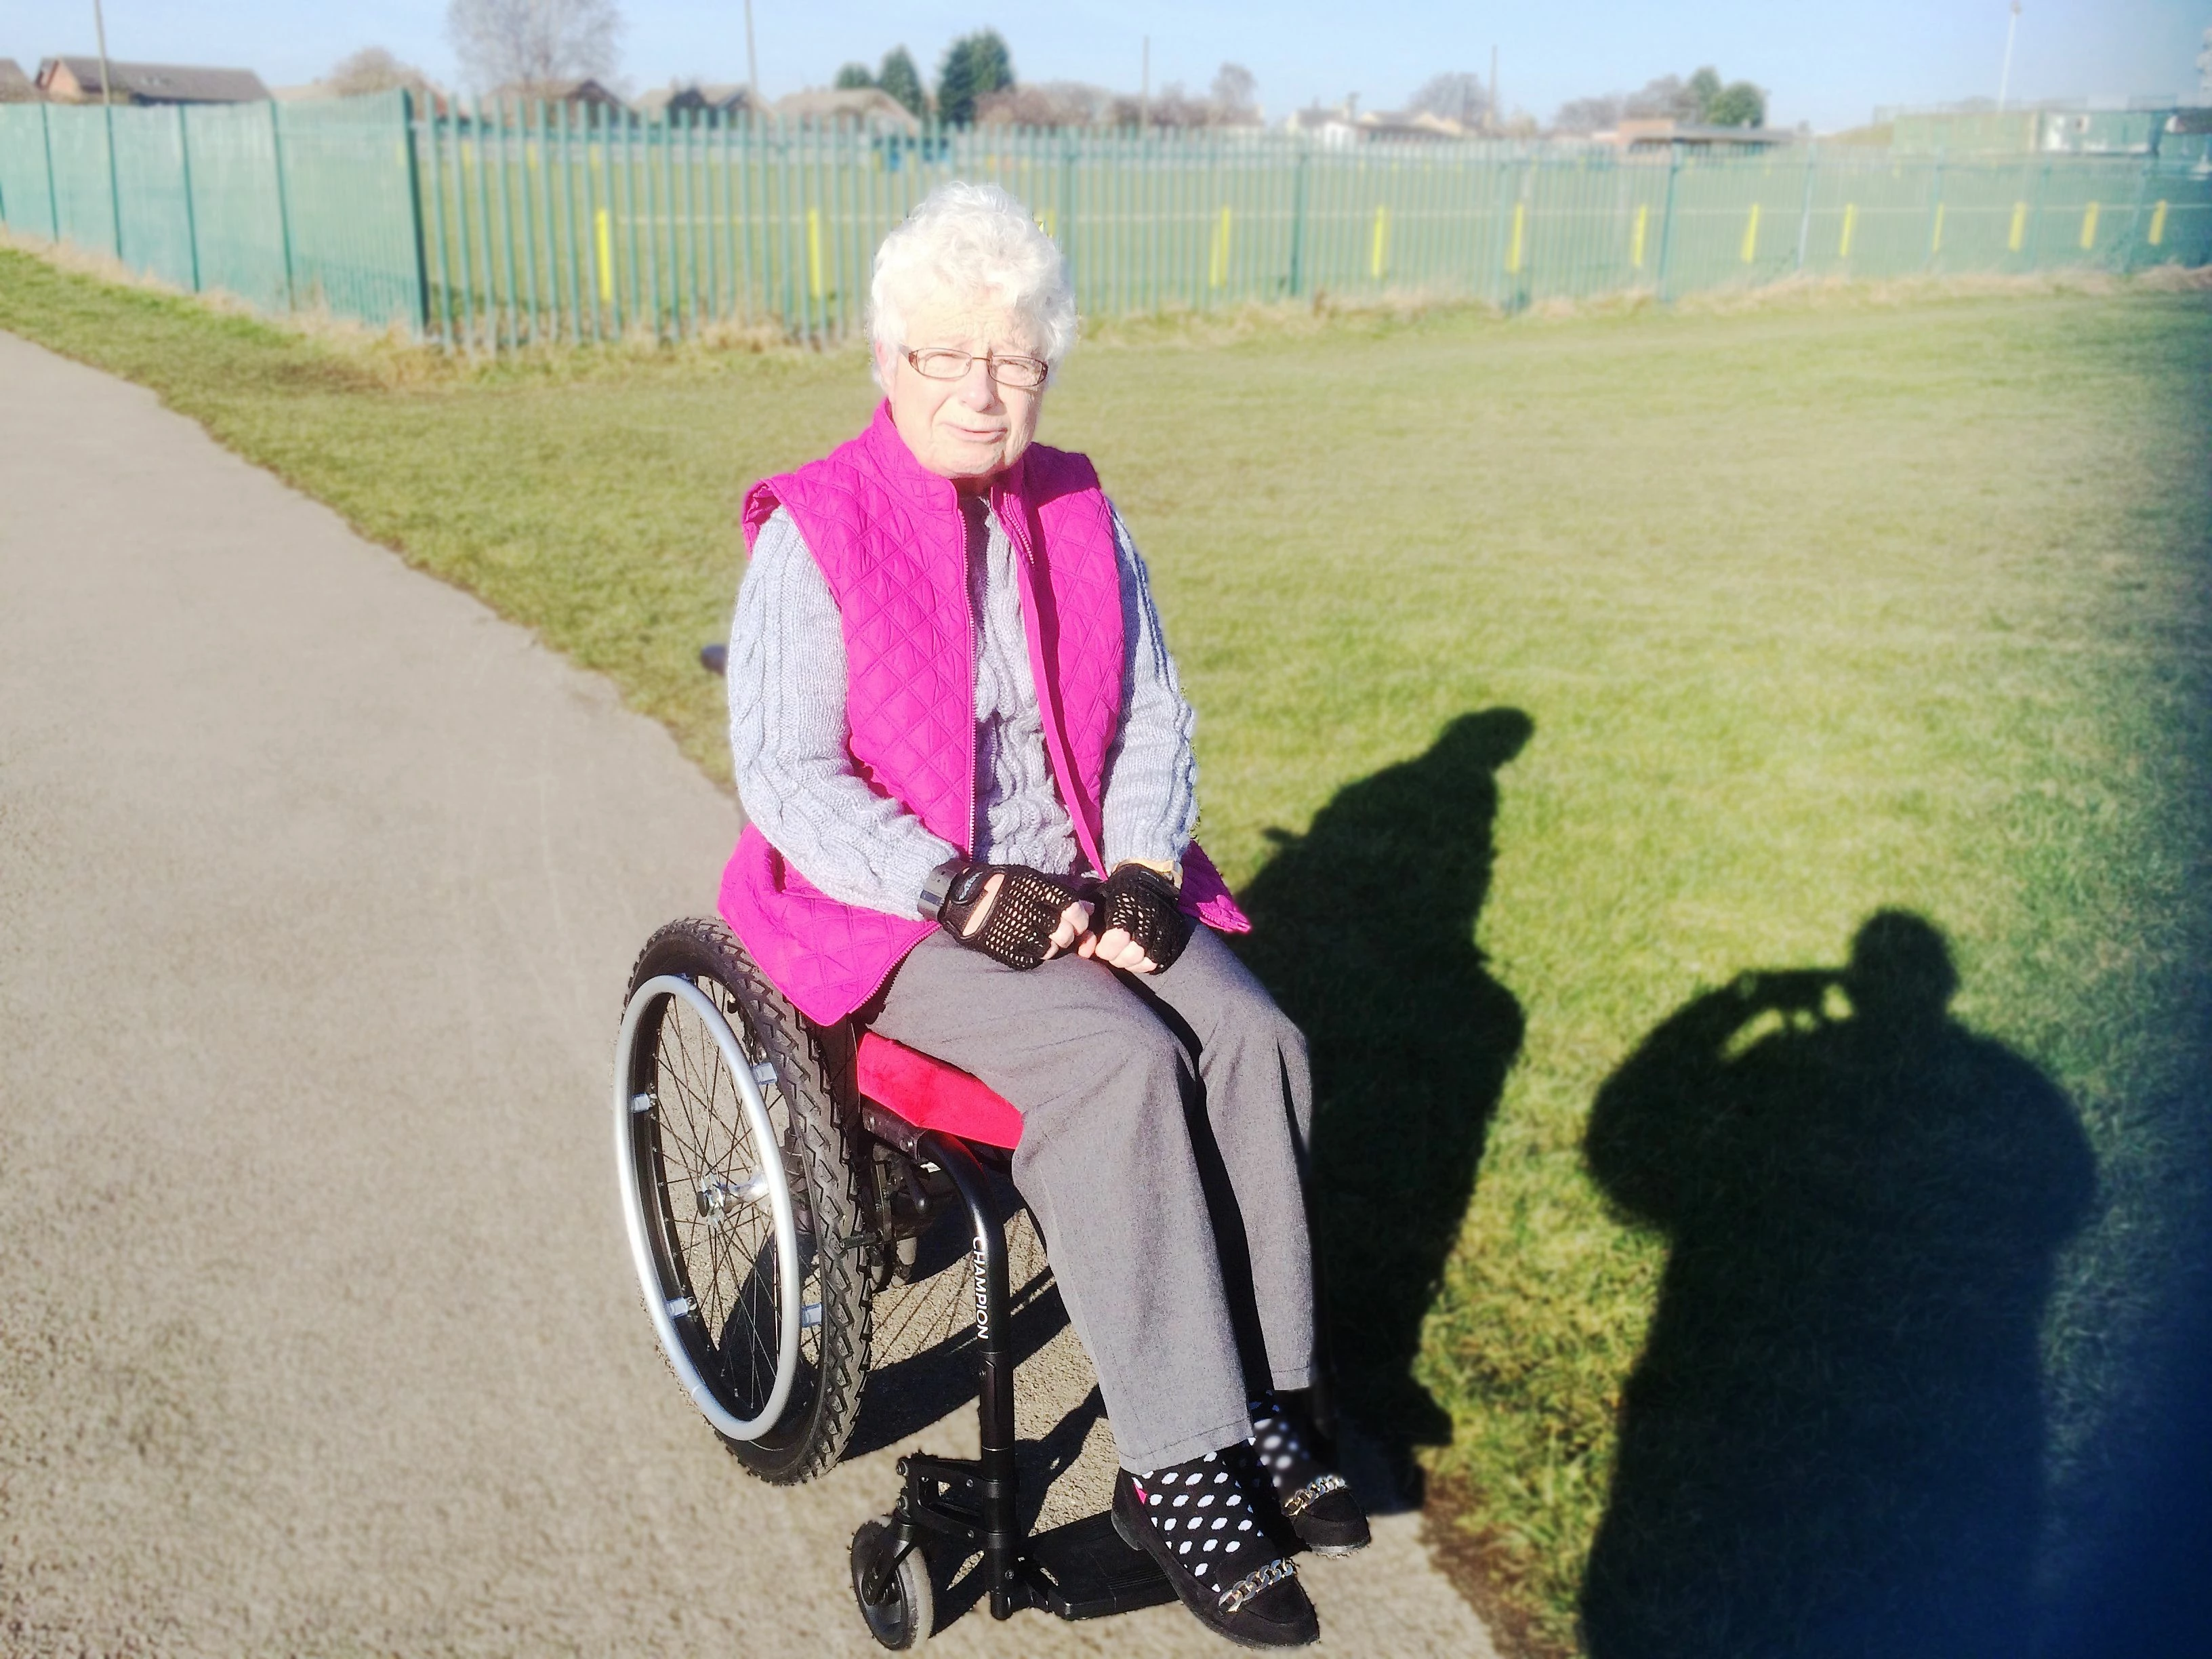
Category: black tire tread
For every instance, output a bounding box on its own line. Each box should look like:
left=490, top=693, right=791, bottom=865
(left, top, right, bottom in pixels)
left=623, top=916, right=872, bottom=1486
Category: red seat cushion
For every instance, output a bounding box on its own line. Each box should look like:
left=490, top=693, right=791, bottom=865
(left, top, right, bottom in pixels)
left=855, top=1033, right=1024, bottom=1150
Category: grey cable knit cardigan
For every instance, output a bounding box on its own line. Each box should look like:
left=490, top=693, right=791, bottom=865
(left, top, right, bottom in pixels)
left=728, top=493, right=1198, bottom=922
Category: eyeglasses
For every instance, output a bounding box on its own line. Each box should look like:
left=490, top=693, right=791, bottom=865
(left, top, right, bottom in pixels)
left=902, top=346, right=1050, bottom=390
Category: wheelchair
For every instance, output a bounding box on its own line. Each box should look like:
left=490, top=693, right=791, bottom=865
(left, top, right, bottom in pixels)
left=613, top=915, right=1176, bottom=1649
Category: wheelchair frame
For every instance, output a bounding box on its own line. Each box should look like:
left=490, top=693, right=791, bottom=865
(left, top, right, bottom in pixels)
left=615, top=919, right=1172, bottom=1645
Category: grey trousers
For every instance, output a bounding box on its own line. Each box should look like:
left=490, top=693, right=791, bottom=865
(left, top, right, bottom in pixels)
left=870, top=926, right=1317, bottom=1471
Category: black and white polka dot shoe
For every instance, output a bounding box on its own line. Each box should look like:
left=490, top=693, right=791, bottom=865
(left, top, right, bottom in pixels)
left=1248, top=1393, right=1371, bottom=1558
left=1111, top=1453, right=1319, bottom=1649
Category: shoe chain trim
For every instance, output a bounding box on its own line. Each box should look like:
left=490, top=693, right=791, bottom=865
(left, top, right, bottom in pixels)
left=1218, top=1557, right=1297, bottom=1614
left=1279, top=1472, right=1349, bottom=1519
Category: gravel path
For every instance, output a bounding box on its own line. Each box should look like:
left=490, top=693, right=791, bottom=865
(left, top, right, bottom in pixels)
left=0, top=331, right=1496, bottom=1659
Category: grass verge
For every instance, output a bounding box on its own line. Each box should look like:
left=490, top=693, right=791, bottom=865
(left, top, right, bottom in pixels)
left=5, top=248, right=2208, bottom=1653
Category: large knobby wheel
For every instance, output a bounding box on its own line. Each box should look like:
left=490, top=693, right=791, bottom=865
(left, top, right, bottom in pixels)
left=615, top=918, right=870, bottom=1483
left=852, top=1515, right=935, bottom=1650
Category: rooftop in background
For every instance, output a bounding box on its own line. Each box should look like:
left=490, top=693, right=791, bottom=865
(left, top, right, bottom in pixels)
left=1284, top=102, right=1488, bottom=146
left=636, top=83, right=756, bottom=119
left=1593, top=118, right=1796, bottom=150
left=35, top=57, right=269, bottom=105
left=0, top=58, right=37, bottom=102
left=486, top=77, right=627, bottom=110
left=773, top=87, right=920, bottom=134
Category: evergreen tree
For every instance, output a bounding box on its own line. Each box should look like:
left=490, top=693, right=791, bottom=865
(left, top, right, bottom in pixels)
left=878, top=45, right=926, bottom=118
left=936, top=29, right=1013, bottom=126
left=834, top=62, right=875, bottom=89
left=1705, top=81, right=1765, bottom=127
left=1683, top=66, right=1723, bottom=121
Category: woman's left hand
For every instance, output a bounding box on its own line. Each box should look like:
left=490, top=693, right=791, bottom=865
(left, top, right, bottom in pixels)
left=1080, top=927, right=1159, bottom=974
left=1078, top=863, right=1191, bottom=975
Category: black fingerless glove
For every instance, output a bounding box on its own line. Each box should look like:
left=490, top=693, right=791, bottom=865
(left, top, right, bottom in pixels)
left=932, top=863, right=1078, bottom=970
left=1094, top=863, right=1192, bottom=971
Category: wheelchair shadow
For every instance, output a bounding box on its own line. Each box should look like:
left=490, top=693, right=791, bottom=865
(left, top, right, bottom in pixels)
left=930, top=1384, right=1113, bottom=1629
left=1231, top=708, right=1533, bottom=1497
left=846, top=1189, right=1075, bottom=1460
left=1578, top=912, right=2097, bottom=1658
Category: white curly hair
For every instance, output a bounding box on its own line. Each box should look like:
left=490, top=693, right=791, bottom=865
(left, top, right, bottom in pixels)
left=868, top=181, right=1078, bottom=388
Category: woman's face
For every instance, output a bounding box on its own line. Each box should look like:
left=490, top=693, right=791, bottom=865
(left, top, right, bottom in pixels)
left=875, top=295, right=1047, bottom=485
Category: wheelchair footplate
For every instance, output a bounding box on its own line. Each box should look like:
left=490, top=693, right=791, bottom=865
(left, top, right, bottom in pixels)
left=860, top=1132, right=1175, bottom=1641
left=891, top=1453, right=1172, bottom=1623
left=1017, top=1512, right=1176, bottom=1620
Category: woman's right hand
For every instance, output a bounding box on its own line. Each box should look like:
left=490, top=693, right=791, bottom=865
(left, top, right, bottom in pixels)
left=935, top=863, right=1092, bottom=970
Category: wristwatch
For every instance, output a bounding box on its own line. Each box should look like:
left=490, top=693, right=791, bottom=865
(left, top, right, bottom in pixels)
left=918, top=857, right=967, bottom=923
left=1113, top=857, right=1183, bottom=890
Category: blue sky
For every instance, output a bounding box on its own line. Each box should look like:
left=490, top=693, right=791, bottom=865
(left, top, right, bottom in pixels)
left=5, top=1, right=2207, bottom=131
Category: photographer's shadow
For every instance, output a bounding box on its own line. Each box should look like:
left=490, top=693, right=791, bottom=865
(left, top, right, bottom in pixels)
left=1581, top=912, right=2095, bottom=1659
left=1233, top=708, right=1531, bottom=1486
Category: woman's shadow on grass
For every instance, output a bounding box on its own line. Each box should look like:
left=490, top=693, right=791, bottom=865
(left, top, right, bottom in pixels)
left=1580, top=912, right=2096, bottom=1659
left=1233, top=708, right=1532, bottom=1490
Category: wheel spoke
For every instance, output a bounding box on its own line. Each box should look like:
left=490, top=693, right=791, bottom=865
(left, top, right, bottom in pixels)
left=624, top=943, right=850, bottom=1462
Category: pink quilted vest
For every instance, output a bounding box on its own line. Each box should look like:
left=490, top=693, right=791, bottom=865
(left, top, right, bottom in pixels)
left=720, top=403, right=1248, bottom=1025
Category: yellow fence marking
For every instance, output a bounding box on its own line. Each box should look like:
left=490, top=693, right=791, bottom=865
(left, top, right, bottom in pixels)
left=1740, top=201, right=1761, bottom=264
left=1208, top=205, right=1232, bottom=289
left=1839, top=201, right=1857, bottom=258
left=1037, top=207, right=1056, bottom=238
left=1507, top=201, right=1526, bottom=274
left=2008, top=201, right=2028, bottom=252
left=2079, top=201, right=2100, bottom=249
left=594, top=208, right=612, bottom=302
left=807, top=207, right=823, bottom=300
left=1631, top=203, right=1648, bottom=268
left=1369, top=204, right=1389, bottom=279
left=1931, top=203, right=1946, bottom=255
left=2150, top=200, right=2169, bottom=246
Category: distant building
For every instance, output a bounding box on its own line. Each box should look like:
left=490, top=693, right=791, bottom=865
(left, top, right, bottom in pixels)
left=773, top=87, right=920, bottom=133
left=1284, top=100, right=1478, bottom=144
left=1595, top=118, right=1793, bottom=150
left=638, top=81, right=756, bottom=119
left=1284, top=102, right=1361, bottom=147
left=489, top=77, right=627, bottom=111
left=0, top=58, right=37, bottom=102
left=36, top=57, right=269, bottom=104
left=1885, top=101, right=2204, bottom=157
left=1356, top=108, right=1473, bottom=141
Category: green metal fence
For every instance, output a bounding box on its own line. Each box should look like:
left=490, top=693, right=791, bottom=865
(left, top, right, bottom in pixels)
left=0, top=91, right=423, bottom=324
left=5, top=90, right=2210, bottom=350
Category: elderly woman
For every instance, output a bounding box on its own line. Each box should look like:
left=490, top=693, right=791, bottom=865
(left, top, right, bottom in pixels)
left=722, top=182, right=1364, bottom=1648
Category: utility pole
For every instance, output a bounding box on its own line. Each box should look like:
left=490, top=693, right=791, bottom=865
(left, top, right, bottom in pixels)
left=1997, top=1, right=2021, bottom=112
left=1141, top=36, right=1150, bottom=129
left=91, top=0, right=114, bottom=104
left=91, top=0, right=122, bottom=264
left=743, top=0, right=758, bottom=109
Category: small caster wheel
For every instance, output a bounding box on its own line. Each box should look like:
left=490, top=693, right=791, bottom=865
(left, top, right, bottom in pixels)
left=852, top=1514, right=934, bottom=1650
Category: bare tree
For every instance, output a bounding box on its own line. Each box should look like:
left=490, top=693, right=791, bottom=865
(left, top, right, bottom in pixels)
left=1210, top=62, right=1258, bottom=121
left=1553, top=92, right=1626, bottom=134
left=1409, top=71, right=1491, bottom=127
left=977, top=81, right=1117, bottom=127
left=328, top=46, right=432, bottom=97
left=447, top=0, right=622, bottom=94
left=1557, top=71, right=1740, bottom=133
left=979, top=67, right=1261, bottom=130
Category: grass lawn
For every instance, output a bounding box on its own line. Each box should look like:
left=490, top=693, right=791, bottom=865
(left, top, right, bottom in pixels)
left=7, top=251, right=2209, bottom=1654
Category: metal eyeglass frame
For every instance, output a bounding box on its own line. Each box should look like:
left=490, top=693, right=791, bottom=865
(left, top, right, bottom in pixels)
left=901, top=346, right=1050, bottom=390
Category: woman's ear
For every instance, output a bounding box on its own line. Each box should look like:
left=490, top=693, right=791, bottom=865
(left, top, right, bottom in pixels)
left=871, top=337, right=897, bottom=393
